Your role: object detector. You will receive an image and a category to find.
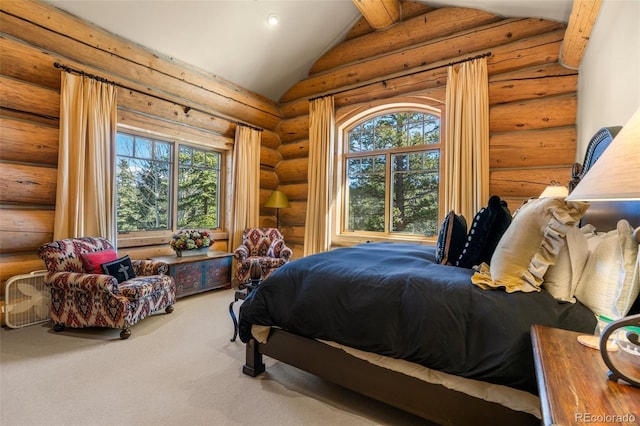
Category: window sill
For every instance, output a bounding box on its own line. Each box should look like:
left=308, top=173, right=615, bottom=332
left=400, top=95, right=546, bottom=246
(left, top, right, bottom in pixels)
left=332, top=233, right=436, bottom=248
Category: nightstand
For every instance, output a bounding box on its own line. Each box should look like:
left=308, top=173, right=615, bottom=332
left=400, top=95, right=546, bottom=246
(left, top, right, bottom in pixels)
left=531, top=325, right=640, bottom=426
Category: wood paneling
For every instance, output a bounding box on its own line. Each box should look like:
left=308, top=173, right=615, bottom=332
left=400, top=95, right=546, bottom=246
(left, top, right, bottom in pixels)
left=0, top=117, right=58, bottom=165
left=560, top=0, right=602, bottom=69
left=0, top=75, right=59, bottom=118
left=271, top=1, right=579, bottom=253
left=0, top=0, right=282, bottom=286
left=260, top=146, right=282, bottom=169
left=489, top=95, right=577, bottom=133
left=278, top=140, right=310, bottom=160
left=0, top=209, right=54, bottom=252
left=276, top=158, right=308, bottom=184
left=0, top=0, right=582, bottom=278
left=489, top=127, right=576, bottom=168
left=352, top=0, right=400, bottom=30
left=0, top=0, right=283, bottom=129
left=490, top=167, right=573, bottom=198
left=313, top=7, right=500, bottom=74
left=281, top=19, right=565, bottom=103
left=0, top=163, right=57, bottom=205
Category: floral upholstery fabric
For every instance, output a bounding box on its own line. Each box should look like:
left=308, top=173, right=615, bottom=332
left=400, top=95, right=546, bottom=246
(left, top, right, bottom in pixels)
left=39, top=237, right=175, bottom=335
left=233, top=228, right=292, bottom=284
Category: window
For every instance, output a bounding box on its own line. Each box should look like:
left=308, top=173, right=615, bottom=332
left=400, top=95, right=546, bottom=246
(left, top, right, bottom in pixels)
left=340, top=109, right=441, bottom=239
left=116, top=132, right=221, bottom=234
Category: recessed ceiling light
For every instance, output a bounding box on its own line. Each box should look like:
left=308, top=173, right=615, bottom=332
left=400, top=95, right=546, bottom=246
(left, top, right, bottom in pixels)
left=267, top=13, right=279, bottom=27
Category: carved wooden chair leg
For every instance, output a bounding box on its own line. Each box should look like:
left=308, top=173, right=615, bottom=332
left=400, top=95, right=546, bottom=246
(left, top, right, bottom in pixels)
left=229, top=301, right=239, bottom=342
left=120, top=325, right=132, bottom=340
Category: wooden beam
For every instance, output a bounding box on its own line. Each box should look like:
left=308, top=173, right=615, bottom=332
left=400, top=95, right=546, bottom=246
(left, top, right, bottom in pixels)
left=560, top=0, right=602, bottom=69
left=352, top=0, right=400, bottom=30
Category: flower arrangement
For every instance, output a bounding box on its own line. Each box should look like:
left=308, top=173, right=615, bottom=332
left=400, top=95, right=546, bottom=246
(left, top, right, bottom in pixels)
left=169, top=230, right=213, bottom=256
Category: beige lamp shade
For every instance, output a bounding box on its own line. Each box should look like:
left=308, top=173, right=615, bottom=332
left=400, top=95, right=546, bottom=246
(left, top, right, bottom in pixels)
left=264, top=190, right=290, bottom=208
left=566, top=107, right=640, bottom=202
left=539, top=184, right=569, bottom=199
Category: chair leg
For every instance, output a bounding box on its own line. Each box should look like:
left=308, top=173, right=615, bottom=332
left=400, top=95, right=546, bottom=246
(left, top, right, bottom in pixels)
left=53, top=323, right=65, bottom=332
left=165, top=305, right=174, bottom=314
left=120, top=326, right=132, bottom=340
left=229, top=301, right=239, bottom=342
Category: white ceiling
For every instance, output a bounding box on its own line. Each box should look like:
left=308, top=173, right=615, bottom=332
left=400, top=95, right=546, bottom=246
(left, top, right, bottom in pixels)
left=44, top=0, right=573, bottom=102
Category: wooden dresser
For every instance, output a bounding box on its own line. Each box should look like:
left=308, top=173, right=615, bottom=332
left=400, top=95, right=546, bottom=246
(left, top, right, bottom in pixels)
left=151, top=251, right=233, bottom=298
left=531, top=325, right=639, bottom=426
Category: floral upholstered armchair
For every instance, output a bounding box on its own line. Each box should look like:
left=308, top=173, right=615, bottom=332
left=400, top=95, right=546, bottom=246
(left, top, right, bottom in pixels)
left=233, top=228, right=292, bottom=285
left=39, top=237, right=176, bottom=339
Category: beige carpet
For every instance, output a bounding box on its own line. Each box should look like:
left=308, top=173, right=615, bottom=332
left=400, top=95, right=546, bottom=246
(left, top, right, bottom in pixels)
left=0, top=288, right=429, bottom=426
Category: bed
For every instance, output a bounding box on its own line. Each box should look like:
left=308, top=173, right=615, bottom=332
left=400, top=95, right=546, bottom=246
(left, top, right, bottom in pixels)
left=237, top=127, right=640, bottom=425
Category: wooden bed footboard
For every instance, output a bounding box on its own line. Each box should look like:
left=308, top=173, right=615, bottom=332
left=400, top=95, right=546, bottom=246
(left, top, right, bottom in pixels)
left=243, top=328, right=539, bottom=426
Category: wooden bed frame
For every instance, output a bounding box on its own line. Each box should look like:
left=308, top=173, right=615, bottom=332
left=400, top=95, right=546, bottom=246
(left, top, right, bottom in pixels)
left=243, top=328, right=539, bottom=425
left=241, top=125, right=637, bottom=425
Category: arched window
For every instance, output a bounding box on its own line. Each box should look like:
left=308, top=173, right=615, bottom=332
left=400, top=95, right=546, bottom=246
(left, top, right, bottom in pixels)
left=336, top=105, right=442, bottom=242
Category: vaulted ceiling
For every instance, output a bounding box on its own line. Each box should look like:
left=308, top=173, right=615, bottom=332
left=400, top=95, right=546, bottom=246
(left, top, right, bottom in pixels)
left=44, top=0, right=578, bottom=102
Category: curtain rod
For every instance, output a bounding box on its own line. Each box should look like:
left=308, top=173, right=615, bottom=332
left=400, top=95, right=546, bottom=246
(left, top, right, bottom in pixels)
left=54, top=62, right=263, bottom=132
left=308, top=51, right=492, bottom=102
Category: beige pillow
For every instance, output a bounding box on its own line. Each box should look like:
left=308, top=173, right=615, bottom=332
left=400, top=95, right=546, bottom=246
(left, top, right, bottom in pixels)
left=574, top=220, right=639, bottom=318
left=472, top=198, right=589, bottom=293
left=542, top=225, right=591, bottom=303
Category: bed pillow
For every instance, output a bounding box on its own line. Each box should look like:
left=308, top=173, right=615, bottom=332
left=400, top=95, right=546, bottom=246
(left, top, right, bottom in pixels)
left=435, top=211, right=467, bottom=265
left=81, top=249, right=119, bottom=274
left=456, top=195, right=511, bottom=269
left=471, top=197, right=589, bottom=293
left=542, top=224, right=591, bottom=303
left=101, top=255, right=137, bottom=283
left=574, top=220, right=639, bottom=318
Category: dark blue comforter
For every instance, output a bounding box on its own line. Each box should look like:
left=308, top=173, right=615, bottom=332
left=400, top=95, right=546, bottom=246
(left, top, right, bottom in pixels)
left=239, top=242, right=596, bottom=393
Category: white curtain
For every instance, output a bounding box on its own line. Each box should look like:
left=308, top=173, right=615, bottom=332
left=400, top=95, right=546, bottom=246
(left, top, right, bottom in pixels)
left=304, top=96, right=335, bottom=256
left=231, top=125, right=261, bottom=251
left=444, top=57, right=490, bottom=223
left=54, top=72, right=117, bottom=242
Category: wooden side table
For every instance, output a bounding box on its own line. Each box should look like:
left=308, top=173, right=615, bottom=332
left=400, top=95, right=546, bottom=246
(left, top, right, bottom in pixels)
left=151, top=251, right=232, bottom=298
left=531, top=325, right=640, bottom=426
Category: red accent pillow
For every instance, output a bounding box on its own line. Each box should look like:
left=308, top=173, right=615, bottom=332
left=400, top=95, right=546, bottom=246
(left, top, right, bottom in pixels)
left=80, top=250, right=119, bottom=274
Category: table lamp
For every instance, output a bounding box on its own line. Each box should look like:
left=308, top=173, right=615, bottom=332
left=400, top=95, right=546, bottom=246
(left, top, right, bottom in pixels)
left=539, top=181, right=569, bottom=198
left=566, top=107, right=640, bottom=387
left=264, top=190, right=290, bottom=229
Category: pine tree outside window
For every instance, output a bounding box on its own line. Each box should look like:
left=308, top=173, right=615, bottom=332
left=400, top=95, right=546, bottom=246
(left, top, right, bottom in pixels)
left=339, top=108, right=442, bottom=241
left=116, top=132, right=221, bottom=234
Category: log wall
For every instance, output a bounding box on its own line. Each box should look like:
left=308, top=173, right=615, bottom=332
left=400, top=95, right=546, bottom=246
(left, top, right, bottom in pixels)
left=0, top=0, right=580, bottom=297
left=0, top=0, right=284, bottom=295
left=274, top=1, right=578, bottom=255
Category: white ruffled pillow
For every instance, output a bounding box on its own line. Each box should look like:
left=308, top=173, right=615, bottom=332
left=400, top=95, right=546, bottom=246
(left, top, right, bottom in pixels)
left=574, top=220, right=639, bottom=318
left=471, top=197, right=589, bottom=293
left=542, top=225, right=591, bottom=303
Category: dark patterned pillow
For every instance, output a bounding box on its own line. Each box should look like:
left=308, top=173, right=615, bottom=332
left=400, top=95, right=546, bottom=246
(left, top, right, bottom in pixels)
left=456, top=195, right=512, bottom=269
left=101, top=255, right=137, bottom=283
left=436, top=210, right=467, bottom=265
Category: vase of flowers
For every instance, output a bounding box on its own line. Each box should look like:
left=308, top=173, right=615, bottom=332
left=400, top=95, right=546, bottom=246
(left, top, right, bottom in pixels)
left=169, top=230, right=214, bottom=257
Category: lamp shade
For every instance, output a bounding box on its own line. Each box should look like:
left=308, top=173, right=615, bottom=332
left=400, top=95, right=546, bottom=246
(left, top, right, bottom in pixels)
left=264, top=190, right=290, bottom=209
left=539, top=185, right=569, bottom=198
left=566, top=107, right=640, bottom=202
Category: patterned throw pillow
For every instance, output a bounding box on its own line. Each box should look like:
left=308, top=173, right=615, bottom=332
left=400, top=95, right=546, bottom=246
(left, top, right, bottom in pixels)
left=456, top=195, right=512, bottom=269
left=80, top=249, right=119, bottom=274
left=435, top=210, right=467, bottom=265
left=101, top=255, right=137, bottom=283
